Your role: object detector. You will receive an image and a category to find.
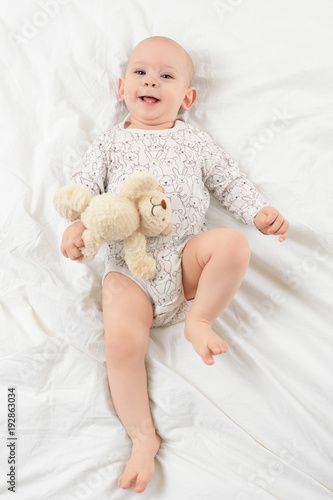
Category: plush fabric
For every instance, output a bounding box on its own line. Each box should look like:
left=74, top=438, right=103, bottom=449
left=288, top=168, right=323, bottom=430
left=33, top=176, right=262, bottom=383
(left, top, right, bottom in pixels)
left=54, top=172, right=172, bottom=279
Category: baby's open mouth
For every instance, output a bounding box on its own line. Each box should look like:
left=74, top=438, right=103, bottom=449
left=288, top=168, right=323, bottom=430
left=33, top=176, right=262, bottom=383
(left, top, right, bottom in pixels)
left=140, top=96, right=160, bottom=103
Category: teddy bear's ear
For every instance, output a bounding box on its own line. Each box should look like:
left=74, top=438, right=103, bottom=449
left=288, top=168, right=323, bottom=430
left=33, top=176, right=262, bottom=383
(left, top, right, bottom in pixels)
left=121, top=172, right=158, bottom=200
left=54, top=185, right=92, bottom=220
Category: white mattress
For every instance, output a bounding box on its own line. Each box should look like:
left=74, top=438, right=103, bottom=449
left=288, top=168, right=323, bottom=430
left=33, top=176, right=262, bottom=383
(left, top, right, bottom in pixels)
left=1, top=1, right=333, bottom=499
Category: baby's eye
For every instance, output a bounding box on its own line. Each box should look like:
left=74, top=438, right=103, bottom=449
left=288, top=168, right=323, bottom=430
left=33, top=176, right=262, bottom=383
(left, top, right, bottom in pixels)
left=161, top=74, right=172, bottom=79
left=135, top=70, right=146, bottom=75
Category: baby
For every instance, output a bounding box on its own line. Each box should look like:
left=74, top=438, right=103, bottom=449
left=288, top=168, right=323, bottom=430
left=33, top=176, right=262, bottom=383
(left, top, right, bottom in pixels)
left=60, top=36, right=289, bottom=493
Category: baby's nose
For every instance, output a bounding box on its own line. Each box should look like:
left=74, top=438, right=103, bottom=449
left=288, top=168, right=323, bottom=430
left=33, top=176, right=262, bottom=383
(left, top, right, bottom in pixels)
left=144, top=74, right=158, bottom=87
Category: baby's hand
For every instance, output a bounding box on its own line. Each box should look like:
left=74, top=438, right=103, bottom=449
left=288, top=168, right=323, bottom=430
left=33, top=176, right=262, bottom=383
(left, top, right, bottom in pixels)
left=254, top=206, right=289, bottom=242
left=61, top=220, right=86, bottom=260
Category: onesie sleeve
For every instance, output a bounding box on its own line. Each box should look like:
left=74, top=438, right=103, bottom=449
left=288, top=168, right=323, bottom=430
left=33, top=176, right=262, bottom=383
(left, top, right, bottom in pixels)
left=199, top=131, right=268, bottom=226
left=66, top=133, right=110, bottom=224
left=70, top=133, right=109, bottom=195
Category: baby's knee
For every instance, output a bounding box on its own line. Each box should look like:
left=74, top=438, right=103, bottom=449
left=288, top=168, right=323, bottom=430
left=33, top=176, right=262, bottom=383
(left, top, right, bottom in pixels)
left=105, top=324, right=149, bottom=364
left=231, top=229, right=250, bottom=258
left=216, top=228, right=250, bottom=266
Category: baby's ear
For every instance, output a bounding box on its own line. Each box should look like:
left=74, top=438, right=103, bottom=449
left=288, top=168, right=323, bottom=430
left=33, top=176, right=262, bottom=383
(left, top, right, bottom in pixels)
left=181, top=87, right=197, bottom=111
left=118, top=77, right=125, bottom=102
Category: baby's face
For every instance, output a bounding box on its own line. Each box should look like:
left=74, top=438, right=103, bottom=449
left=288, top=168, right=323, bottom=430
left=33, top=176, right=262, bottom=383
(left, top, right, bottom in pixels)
left=119, top=37, right=196, bottom=130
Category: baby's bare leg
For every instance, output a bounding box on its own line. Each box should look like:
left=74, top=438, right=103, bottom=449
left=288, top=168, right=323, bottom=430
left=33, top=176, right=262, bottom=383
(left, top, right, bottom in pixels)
left=182, top=229, right=250, bottom=365
left=102, top=273, right=160, bottom=494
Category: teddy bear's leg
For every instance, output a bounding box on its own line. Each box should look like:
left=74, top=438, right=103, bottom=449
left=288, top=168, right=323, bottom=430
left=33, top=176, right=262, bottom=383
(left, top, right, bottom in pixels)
left=79, top=230, right=103, bottom=263
left=54, top=185, right=92, bottom=221
left=124, top=231, right=156, bottom=280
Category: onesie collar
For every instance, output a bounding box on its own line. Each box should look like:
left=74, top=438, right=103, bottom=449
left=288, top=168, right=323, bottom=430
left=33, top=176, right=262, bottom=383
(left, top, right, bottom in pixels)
left=118, top=114, right=186, bottom=134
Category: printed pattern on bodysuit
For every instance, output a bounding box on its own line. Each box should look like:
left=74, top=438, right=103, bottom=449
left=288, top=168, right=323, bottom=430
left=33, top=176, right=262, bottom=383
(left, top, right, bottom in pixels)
left=71, top=118, right=267, bottom=326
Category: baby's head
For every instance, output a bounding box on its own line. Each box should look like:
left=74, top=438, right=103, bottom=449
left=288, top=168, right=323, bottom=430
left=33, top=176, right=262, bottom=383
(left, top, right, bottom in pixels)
left=118, top=36, right=197, bottom=130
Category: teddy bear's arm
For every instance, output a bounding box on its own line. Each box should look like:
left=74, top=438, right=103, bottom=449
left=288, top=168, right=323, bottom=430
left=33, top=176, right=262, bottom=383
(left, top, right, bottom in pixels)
left=124, top=230, right=156, bottom=280
left=79, top=229, right=104, bottom=264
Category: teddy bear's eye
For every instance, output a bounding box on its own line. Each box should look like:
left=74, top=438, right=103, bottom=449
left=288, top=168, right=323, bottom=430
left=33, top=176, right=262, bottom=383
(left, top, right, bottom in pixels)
left=150, top=197, right=167, bottom=216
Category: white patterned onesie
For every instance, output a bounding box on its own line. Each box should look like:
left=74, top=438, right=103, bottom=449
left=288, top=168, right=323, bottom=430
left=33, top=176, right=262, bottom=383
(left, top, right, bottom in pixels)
left=71, top=115, right=267, bottom=327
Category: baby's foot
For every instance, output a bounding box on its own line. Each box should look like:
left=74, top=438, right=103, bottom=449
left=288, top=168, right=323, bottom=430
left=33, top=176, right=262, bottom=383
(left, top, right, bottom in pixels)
left=118, top=432, right=161, bottom=493
left=184, top=319, right=228, bottom=365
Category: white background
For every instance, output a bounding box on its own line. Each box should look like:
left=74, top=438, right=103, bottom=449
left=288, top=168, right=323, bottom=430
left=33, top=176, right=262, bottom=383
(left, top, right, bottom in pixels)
left=1, top=1, right=332, bottom=499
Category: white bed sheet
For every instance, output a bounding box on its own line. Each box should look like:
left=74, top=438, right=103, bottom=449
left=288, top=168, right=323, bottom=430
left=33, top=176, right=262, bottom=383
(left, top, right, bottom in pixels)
left=1, top=1, right=333, bottom=499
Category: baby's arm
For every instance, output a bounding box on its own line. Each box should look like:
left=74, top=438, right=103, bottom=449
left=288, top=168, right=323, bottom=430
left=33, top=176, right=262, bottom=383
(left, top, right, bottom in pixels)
left=59, top=131, right=110, bottom=260
left=199, top=131, right=288, bottom=240
left=254, top=206, right=289, bottom=242
left=61, top=220, right=86, bottom=260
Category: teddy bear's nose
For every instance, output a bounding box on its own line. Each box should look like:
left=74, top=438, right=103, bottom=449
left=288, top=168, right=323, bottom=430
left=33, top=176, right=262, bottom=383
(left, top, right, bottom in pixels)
left=161, top=199, right=167, bottom=210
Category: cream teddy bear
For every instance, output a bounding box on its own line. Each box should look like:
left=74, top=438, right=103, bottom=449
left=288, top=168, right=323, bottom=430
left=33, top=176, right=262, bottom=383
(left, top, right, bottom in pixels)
left=54, top=172, right=173, bottom=280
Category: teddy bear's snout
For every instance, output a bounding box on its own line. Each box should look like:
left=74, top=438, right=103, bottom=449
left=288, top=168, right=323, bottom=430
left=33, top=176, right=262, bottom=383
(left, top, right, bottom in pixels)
left=150, top=197, right=168, bottom=216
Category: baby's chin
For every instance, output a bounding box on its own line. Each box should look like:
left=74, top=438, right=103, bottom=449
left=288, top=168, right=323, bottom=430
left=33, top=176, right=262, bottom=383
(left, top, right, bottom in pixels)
left=126, top=112, right=179, bottom=130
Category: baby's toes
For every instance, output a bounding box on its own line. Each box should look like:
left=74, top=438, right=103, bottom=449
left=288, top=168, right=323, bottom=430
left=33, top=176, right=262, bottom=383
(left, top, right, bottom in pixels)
left=202, top=352, right=215, bottom=365
left=135, top=471, right=151, bottom=493
left=209, top=343, right=222, bottom=354
left=219, top=340, right=228, bottom=352
left=118, top=473, right=136, bottom=489
left=208, top=342, right=228, bottom=354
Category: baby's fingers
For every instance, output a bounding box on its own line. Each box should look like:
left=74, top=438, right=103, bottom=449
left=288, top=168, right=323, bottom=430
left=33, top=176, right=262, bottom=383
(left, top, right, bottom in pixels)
left=60, top=243, right=68, bottom=258
left=62, top=238, right=82, bottom=261
left=278, top=219, right=289, bottom=242
left=279, top=229, right=289, bottom=242
left=266, top=214, right=284, bottom=235
left=73, top=234, right=84, bottom=249
left=68, top=243, right=83, bottom=260
left=264, top=210, right=279, bottom=227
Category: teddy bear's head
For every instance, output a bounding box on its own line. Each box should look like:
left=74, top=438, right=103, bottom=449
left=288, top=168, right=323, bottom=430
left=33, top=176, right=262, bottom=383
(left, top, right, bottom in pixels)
left=121, top=172, right=173, bottom=237
left=136, top=188, right=172, bottom=237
